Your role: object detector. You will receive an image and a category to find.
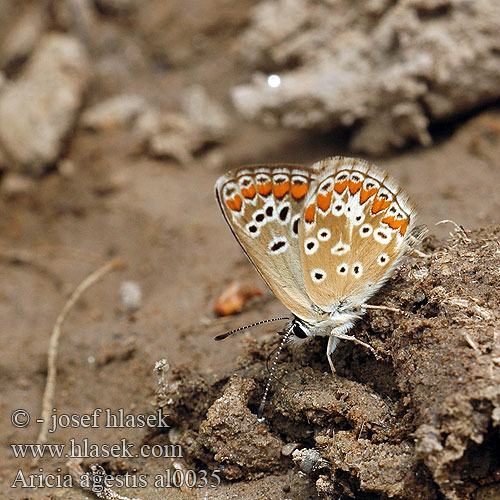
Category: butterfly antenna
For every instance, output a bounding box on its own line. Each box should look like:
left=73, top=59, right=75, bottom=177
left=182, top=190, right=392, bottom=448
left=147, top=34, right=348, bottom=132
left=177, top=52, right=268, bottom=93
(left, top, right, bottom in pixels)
left=257, top=326, right=294, bottom=421
left=214, top=317, right=289, bottom=341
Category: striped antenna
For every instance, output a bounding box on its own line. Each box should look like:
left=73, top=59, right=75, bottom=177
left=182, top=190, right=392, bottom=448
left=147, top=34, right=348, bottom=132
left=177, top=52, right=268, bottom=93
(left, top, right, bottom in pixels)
left=257, top=326, right=294, bottom=421
left=214, top=317, right=289, bottom=341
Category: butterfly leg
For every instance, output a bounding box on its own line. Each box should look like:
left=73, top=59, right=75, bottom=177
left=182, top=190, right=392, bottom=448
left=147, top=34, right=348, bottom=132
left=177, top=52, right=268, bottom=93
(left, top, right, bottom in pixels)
left=361, top=303, right=411, bottom=318
left=361, top=304, right=402, bottom=314
left=327, top=335, right=341, bottom=374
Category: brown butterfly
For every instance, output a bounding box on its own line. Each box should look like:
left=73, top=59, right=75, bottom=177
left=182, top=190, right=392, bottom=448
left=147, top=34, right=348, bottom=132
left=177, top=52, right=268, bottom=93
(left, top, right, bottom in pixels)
left=215, top=157, right=425, bottom=374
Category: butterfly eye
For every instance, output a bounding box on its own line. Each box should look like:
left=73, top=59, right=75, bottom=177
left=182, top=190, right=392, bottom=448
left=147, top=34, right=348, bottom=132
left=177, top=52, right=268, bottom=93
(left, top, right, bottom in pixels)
left=292, top=323, right=308, bottom=339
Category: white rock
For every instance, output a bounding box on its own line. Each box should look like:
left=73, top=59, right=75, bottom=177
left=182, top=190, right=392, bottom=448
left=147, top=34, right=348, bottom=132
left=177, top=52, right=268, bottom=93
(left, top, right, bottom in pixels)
left=1, top=172, right=36, bottom=197
left=181, top=85, right=231, bottom=140
left=148, top=133, right=196, bottom=164
left=0, top=34, right=90, bottom=175
left=119, top=280, right=143, bottom=313
left=231, top=0, right=500, bottom=154
left=81, top=94, right=148, bottom=130
left=0, top=4, right=46, bottom=67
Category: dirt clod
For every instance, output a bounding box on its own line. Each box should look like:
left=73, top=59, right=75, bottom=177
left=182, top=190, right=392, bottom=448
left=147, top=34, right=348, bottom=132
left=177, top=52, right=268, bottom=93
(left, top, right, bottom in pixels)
left=158, top=227, right=500, bottom=499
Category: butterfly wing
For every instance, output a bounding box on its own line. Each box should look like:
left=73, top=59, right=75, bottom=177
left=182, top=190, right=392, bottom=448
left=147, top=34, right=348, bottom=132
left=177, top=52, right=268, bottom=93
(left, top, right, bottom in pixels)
left=215, top=164, right=320, bottom=322
left=298, top=157, right=419, bottom=312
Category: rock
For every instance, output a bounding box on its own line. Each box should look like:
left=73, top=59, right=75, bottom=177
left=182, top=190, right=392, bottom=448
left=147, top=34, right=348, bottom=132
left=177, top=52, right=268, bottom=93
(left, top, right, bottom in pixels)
left=292, top=448, right=327, bottom=474
left=0, top=34, right=91, bottom=175
left=0, top=4, right=46, bottom=68
left=1, top=172, right=36, bottom=198
left=81, top=94, right=148, bottom=130
left=148, top=132, right=196, bottom=164
left=231, top=0, right=500, bottom=154
left=138, top=107, right=227, bottom=165
left=119, top=280, right=143, bottom=313
left=181, top=85, right=231, bottom=141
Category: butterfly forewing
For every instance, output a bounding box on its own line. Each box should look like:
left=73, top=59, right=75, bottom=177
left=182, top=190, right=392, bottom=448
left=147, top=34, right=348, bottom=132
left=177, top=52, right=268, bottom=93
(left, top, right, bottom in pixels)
left=215, top=164, right=320, bottom=322
left=298, top=158, right=418, bottom=312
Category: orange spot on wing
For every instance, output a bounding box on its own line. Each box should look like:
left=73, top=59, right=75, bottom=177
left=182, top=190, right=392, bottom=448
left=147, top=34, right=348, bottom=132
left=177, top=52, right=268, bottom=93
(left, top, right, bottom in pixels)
left=334, top=180, right=348, bottom=194
left=381, top=215, right=409, bottom=235
left=257, top=182, right=272, bottom=196
left=291, top=183, right=308, bottom=199
left=371, top=197, right=391, bottom=214
left=273, top=182, right=290, bottom=198
left=241, top=185, right=256, bottom=199
left=305, top=203, right=316, bottom=223
left=349, top=180, right=363, bottom=195
left=360, top=187, right=378, bottom=204
left=317, top=191, right=332, bottom=211
left=226, top=194, right=242, bottom=212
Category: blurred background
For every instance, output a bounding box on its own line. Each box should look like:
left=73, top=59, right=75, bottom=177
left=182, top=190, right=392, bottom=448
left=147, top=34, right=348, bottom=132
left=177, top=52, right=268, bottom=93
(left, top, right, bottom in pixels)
left=0, top=0, right=499, bottom=498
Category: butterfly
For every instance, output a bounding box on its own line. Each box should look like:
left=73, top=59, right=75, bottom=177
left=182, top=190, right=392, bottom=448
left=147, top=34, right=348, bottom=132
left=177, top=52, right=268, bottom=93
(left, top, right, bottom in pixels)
left=215, top=156, right=426, bottom=372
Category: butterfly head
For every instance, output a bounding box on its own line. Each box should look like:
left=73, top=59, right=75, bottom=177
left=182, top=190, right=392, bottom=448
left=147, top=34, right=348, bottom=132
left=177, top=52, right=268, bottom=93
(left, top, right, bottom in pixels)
left=284, top=316, right=329, bottom=343
left=284, top=307, right=362, bottom=343
left=285, top=318, right=311, bottom=342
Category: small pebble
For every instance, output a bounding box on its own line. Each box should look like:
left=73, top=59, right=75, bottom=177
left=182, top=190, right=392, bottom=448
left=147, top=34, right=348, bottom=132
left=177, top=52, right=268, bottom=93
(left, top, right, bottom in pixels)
left=119, top=280, right=142, bottom=312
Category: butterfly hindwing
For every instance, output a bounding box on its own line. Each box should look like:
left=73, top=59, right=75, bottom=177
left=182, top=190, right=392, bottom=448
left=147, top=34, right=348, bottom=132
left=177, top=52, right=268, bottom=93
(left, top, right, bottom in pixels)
left=215, top=164, right=320, bottom=322
left=298, top=157, right=418, bottom=312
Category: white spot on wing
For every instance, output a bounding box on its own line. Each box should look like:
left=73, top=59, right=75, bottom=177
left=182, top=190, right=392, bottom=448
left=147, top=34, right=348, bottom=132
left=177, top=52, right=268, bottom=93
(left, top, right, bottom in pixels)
left=263, top=200, right=276, bottom=221
left=277, top=201, right=291, bottom=225
left=331, top=241, right=350, bottom=256
left=304, top=237, right=319, bottom=255
left=360, top=223, right=373, bottom=238
left=317, top=228, right=331, bottom=241
left=311, top=268, right=326, bottom=283
left=345, top=197, right=365, bottom=226
left=332, top=199, right=345, bottom=216
left=245, top=221, right=260, bottom=238
left=378, top=253, right=389, bottom=266
left=253, top=209, right=267, bottom=227
left=351, top=262, right=363, bottom=278
left=268, top=236, right=289, bottom=254
left=336, top=263, right=348, bottom=276
left=374, top=227, right=392, bottom=244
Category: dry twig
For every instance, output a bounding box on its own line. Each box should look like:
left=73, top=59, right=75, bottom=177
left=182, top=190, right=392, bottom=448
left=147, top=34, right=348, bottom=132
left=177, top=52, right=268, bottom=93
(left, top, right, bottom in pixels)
left=35, top=258, right=125, bottom=452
